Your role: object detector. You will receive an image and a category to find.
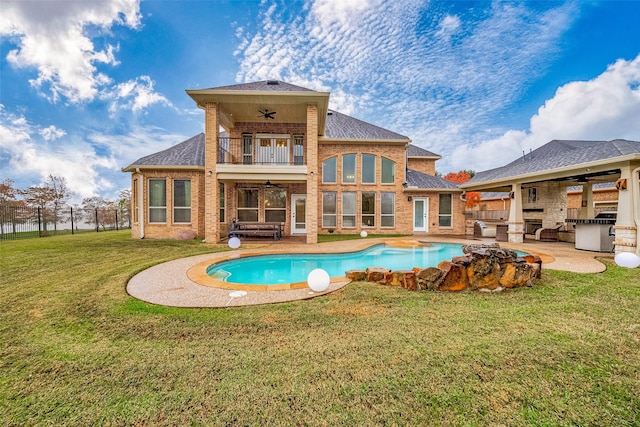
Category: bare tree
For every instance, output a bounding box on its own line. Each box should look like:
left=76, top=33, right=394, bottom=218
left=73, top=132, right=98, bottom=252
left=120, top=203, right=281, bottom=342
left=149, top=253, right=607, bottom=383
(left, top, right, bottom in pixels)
left=118, top=189, right=132, bottom=228
left=0, top=179, right=26, bottom=236
left=43, top=174, right=72, bottom=231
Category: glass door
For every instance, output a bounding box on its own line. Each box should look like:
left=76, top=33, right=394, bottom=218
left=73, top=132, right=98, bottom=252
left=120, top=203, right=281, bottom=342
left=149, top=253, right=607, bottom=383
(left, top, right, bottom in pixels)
left=413, top=197, right=428, bottom=232
left=291, top=194, right=306, bottom=234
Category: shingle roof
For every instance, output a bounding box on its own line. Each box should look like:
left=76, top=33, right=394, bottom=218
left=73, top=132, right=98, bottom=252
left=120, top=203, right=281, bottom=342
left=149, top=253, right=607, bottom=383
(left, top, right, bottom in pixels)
left=203, top=80, right=315, bottom=92
left=407, top=144, right=439, bottom=157
left=324, top=110, right=410, bottom=141
left=406, top=169, right=460, bottom=190
left=469, top=139, right=640, bottom=184
left=125, top=133, right=205, bottom=169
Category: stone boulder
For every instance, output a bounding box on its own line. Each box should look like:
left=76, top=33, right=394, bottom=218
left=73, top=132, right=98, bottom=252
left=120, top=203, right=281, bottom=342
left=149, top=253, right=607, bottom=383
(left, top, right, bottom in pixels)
left=177, top=230, right=197, bottom=240
left=350, top=244, right=541, bottom=293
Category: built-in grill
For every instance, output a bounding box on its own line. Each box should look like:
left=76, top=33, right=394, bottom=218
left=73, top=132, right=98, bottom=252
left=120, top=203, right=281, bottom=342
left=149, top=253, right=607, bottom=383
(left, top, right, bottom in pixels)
left=566, top=212, right=616, bottom=252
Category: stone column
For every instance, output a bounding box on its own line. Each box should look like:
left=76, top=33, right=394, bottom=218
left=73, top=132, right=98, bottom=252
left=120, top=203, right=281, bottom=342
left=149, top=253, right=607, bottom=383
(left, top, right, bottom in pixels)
left=614, top=165, right=639, bottom=255
left=508, top=183, right=524, bottom=243
left=204, top=102, right=220, bottom=243
left=577, top=182, right=594, bottom=219
left=306, top=104, right=318, bottom=244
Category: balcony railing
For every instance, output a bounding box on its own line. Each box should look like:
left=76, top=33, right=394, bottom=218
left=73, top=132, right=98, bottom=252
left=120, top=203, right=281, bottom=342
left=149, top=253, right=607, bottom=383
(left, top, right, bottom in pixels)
left=218, top=136, right=306, bottom=166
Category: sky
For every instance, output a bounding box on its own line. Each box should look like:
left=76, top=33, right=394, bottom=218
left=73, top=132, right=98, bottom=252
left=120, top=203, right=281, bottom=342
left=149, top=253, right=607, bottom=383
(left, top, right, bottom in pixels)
left=1, top=0, right=640, bottom=202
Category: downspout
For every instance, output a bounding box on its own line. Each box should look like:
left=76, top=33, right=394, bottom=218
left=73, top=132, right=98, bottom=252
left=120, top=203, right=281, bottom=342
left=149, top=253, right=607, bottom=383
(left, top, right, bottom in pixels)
left=136, top=168, right=145, bottom=239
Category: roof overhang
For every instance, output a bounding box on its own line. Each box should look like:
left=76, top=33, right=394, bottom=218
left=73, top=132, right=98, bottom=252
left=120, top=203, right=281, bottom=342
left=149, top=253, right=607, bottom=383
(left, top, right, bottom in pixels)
left=122, top=165, right=204, bottom=173
left=460, top=154, right=640, bottom=192
left=319, top=137, right=410, bottom=145
left=186, top=89, right=330, bottom=135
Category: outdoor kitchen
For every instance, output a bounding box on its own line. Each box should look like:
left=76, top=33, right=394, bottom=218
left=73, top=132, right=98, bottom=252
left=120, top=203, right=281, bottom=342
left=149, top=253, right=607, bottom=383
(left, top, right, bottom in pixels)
left=566, top=211, right=617, bottom=252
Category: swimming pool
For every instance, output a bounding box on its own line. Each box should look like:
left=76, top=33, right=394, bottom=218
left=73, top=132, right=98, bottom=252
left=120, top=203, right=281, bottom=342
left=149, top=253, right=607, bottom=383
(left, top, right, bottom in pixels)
left=206, top=243, right=468, bottom=285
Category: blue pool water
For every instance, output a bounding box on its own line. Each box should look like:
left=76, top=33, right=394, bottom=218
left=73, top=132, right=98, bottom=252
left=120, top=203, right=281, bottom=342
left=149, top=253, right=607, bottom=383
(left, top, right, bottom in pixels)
left=207, top=243, right=469, bottom=285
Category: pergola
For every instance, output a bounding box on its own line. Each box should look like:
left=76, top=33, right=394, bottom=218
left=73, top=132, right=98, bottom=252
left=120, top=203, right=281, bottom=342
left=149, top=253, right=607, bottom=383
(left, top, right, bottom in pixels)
left=460, top=140, right=640, bottom=255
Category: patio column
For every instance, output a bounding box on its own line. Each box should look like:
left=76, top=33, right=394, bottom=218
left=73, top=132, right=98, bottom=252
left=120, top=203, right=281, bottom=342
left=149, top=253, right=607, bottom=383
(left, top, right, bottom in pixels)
left=204, top=102, right=221, bottom=243
left=508, top=183, right=524, bottom=243
left=577, top=182, right=594, bottom=219
left=306, top=104, right=318, bottom=244
left=614, top=165, right=639, bottom=255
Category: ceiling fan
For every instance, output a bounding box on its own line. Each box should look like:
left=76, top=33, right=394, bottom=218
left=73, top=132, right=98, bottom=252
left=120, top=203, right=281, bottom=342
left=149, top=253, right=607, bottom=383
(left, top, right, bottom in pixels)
left=258, top=109, right=276, bottom=120
left=264, top=180, right=282, bottom=188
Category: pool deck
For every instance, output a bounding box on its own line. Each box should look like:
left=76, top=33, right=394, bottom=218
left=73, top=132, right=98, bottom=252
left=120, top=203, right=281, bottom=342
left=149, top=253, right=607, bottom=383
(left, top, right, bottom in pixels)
left=126, top=235, right=611, bottom=308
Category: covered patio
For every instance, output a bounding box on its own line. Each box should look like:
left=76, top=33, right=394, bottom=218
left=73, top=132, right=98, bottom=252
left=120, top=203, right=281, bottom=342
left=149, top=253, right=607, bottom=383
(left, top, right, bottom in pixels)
left=460, top=139, right=640, bottom=255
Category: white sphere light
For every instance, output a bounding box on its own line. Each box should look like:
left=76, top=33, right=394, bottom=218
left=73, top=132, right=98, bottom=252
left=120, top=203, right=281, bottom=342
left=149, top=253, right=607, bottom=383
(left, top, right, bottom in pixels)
left=307, top=268, right=330, bottom=292
left=360, top=231, right=368, bottom=238
left=228, top=236, right=241, bottom=249
left=614, top=252, right=640, bottom=269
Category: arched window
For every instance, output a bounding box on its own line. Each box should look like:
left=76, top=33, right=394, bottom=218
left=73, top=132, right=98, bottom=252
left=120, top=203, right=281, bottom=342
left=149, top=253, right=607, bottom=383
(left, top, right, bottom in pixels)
left=322, top=157, right=337, bottom=183
left=362, top=154, right=376, bottom=183
left=381, top=157, right=395, bottom=184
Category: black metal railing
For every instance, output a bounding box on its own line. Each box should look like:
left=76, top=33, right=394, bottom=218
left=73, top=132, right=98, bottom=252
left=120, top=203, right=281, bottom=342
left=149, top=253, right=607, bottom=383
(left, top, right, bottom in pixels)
left=218, top=136, right=306, bottom=166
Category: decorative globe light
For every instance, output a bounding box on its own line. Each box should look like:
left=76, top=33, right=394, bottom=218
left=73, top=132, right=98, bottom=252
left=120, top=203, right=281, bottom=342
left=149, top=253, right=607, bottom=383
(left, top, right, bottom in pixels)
left=228, top=237, right=241, bottom=249
left=614, top=252, right=640, bottom=269
left=360, top=231, right=368, bottom=238
left=307, top=268, right=330, bottom=292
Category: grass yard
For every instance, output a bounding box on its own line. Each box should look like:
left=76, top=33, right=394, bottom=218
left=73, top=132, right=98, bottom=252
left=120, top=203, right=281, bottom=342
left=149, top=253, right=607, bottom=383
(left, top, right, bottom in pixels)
left=1, top=231, right=639, bottom=426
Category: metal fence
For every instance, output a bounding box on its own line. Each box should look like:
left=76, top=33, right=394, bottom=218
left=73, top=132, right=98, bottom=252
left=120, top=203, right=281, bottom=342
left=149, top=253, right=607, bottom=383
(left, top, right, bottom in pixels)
left=0, top=204, right=131, bottom=240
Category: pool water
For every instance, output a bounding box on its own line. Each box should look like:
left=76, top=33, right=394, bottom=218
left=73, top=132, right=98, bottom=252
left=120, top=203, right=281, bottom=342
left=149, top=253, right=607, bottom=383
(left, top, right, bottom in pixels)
left=207, top=243, right=468, bottom=285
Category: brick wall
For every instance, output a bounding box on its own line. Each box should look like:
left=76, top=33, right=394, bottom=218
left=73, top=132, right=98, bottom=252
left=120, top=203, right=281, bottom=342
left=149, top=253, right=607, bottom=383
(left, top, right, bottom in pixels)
left=407, top=157, right=437, bottom=176
left=131, top=169, right=205, bottom=239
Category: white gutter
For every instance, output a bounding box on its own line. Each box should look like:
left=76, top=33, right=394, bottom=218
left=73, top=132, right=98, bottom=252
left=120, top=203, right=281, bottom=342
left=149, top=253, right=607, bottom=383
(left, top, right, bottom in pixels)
left=136, top=168, right=144, bottom=239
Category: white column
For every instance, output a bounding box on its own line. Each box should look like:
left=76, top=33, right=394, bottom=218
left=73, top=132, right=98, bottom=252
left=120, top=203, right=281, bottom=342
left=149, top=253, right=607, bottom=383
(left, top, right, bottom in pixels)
left=614, top=165, right=639, bottom=255
left=508, top=183, right=524, bottom=243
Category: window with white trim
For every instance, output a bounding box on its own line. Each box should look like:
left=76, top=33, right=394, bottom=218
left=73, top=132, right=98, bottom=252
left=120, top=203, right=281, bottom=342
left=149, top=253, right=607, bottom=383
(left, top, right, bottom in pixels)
left=173, top=179, right=191, bottom=223
left=322, top=157, right=337, bottom=183
left=148, top=179, right=166, bottom=223
left=381, top=157, right=395, bottom=183
left=342, top=192, right=356, bottom=228
left=237, top=189, right=258, bottom=222
left=322, top=192, right=337, bottom=227
left=219, top=182, right=225, bottom=223
left=438, top=193, right=452, bottom=227
left=362, top=192, right=375, bottom=227
left=265, top=188, right=286, bottom=222
left=342, top=154, right=356, bottom=183
left=381, top=192, right=395, bottom=227
left=362, top=154, right=375, bottom=184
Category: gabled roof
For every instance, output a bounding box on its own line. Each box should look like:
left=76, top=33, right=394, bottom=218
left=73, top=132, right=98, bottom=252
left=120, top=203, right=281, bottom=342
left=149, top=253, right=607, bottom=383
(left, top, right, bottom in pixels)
left=405, top=169, right=460, bottom=191
left=203, top=80, right=315, bottom=92
left=323, top=110, right=410, bottom=142
left=466, top=139, right=640, bottom=187
left=123, top=133, right=205, bottom=171
left=407, top=144, right=440, bottom=158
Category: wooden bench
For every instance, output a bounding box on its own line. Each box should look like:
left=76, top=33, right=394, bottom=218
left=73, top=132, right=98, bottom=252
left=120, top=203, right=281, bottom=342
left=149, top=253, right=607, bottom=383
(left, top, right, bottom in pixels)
left=229, top=221, right=283, bottom=240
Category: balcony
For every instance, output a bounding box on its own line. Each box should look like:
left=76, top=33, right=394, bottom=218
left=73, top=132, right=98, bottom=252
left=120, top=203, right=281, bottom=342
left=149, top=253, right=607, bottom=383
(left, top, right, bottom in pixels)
left=218, top=135, right=306, bottom=166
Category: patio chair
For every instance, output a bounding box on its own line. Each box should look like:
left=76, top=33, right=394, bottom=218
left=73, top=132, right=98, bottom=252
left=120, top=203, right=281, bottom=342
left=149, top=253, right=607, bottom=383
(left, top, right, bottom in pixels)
left=474, top=221, right=496, bottom=238
left=534, top=223, right=564, bottom=242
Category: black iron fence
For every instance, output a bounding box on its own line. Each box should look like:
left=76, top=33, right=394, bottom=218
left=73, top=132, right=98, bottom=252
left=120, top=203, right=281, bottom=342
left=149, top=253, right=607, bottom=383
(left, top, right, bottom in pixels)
left=0, top=204, right=131, bottom=240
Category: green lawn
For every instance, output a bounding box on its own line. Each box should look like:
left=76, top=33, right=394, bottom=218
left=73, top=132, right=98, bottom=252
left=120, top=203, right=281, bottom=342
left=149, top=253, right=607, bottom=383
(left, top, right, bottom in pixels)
left=1, top=231, right=639, bottom=426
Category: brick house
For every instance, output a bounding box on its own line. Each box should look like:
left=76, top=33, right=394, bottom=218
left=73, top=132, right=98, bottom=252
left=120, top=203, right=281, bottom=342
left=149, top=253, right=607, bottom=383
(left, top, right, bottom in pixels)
left=122, top=80, right=464, bottom=242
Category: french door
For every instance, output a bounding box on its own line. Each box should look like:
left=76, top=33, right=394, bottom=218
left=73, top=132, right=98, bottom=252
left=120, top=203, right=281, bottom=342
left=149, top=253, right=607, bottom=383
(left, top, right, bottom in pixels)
left=413, top=197, right=428, bottom=233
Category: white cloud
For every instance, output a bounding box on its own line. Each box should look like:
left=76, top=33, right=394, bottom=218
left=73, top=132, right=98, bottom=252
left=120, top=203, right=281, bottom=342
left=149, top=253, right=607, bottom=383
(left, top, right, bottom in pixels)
left=452, top=54, right=640, bottom=172
left=0, top=0, right=141, bottom=103
left=435, top=14, right=461, bottom=39
left=107, top=76, right=173, bottom=114
left=40, top=125, right=66, bottom=142
left=235, top=0, right=577, bottom=165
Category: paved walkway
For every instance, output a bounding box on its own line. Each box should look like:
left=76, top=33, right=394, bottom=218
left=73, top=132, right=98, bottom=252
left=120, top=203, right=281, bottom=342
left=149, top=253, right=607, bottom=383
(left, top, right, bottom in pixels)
left=126, top=236, right=610, bottom=308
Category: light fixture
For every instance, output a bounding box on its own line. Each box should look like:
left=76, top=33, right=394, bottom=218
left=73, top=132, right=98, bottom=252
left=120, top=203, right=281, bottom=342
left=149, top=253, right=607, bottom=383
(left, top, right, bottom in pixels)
left=407, top=196, right=412, bottom=201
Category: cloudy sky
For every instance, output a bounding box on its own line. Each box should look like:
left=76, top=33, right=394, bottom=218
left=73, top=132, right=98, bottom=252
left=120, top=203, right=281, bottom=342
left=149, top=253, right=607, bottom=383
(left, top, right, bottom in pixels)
left=1, top=0, right=640, bottom=201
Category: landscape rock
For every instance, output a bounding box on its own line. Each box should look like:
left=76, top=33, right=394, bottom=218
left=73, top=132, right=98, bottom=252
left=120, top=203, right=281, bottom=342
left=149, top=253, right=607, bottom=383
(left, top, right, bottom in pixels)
left=177, top=230, right=197, bottom=240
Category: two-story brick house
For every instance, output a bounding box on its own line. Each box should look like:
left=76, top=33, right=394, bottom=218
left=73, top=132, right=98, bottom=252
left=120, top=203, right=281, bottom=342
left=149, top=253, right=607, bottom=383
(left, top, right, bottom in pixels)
left=123, top=80, right=464, bottom=243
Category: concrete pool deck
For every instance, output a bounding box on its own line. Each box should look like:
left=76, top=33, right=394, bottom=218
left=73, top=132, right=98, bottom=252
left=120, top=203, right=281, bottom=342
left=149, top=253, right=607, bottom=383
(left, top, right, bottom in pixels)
left=126, top=236, right=611, bottom=308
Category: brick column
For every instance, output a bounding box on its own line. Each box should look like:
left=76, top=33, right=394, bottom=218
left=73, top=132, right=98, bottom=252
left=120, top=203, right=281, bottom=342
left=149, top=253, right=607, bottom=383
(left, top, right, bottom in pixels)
left=204, top=102, right=220, bottom=243
left=306, top=104, right=318, bottom=244
left=508, top=184, right=524, bottom=243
